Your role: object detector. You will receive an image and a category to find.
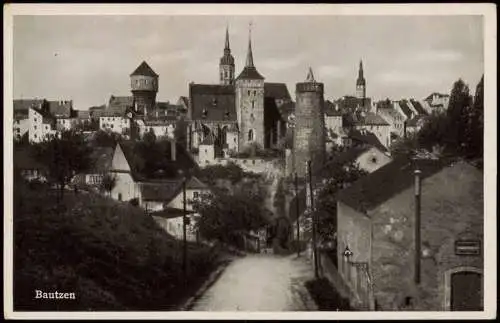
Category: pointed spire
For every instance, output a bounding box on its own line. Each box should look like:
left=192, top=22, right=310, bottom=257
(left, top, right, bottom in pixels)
left=358, top=59, right=364, bottom=78
left=245, top=21, right=254, bottom=68
left=224, top=25, right=230, bottom=51
left=306, top=67, right=315, bottom=82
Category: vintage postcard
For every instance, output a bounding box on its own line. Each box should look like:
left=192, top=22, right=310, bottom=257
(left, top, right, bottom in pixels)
left=3, top=3, right=496, bottom=320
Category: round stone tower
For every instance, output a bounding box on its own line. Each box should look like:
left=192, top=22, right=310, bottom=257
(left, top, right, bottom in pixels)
left=293, top=67, right=326, bottom=178
left=130, top=61, right=158, bottom=116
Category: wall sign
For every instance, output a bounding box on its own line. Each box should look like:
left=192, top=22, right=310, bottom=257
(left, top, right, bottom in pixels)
left=455, top=240, right=481, bottom=256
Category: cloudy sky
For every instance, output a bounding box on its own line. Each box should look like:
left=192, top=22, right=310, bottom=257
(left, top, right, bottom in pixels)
left=13, top=14, right=483, bottom=110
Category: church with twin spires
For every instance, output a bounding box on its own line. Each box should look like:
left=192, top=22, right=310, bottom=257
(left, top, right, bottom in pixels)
left=187, top=26, right=292, bottom=156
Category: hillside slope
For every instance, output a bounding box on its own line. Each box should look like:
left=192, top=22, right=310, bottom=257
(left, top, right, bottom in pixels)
left=13, top=180, right=222, bottom=311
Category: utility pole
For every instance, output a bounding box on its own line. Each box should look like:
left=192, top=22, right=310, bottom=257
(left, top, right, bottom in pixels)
left=182, top=176, right=188, bottom=286
left=414, top=168, right=421, bottom=284
left=307, top=160, right=319, bottom=279
left=294, top=172, right=300, bottom=257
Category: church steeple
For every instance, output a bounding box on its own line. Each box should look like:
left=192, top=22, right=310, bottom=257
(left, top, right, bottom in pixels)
left=357, top=60, right=365, bottom=86
left=219, top=24, right=235, bottom=85
left=224, top=25, right=230, bottom=52
left=245, top=23, right=254, bottom=68
left=356, top=59, right=366, bottom=100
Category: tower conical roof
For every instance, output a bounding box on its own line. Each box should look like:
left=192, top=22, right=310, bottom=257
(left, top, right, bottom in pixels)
left=225, top=25, right=230, bottom=50
left=131, top=61, right=158, bottom=77
left=306, top=67, right=316, bottom=82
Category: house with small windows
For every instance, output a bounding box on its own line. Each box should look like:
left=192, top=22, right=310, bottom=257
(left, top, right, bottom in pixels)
left=107, top=140, right=208, bottom=242
left=336, top=157, right=483, bottom=311
left=28, top=106, right=58, bottom=143
left=13, top=99, right=43, bottom=140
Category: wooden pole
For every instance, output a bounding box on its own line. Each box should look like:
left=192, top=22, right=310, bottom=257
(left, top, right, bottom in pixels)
left=295, top=172, right=300, bottom=257
left=414, top=169, right=421, bottom=284
left=182, top=178, right=187, bottom=285
left=308, top=160, right=319, bottom=279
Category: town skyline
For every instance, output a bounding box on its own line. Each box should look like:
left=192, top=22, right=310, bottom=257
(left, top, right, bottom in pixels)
left=14, top=15, right=483, bottom=110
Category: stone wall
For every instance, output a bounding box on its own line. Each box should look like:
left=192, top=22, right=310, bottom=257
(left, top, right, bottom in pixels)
left=294, top=83, right=326, bottom=178
left=368, top=161, right=483, bottom=310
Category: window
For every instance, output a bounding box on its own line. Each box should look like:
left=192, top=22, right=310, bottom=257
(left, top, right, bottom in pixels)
left=224, top=70, right=228, bottom=78
left=248, top=129, right=254, bottom=141
left=118, top=193, right=122, bottom=201
left=205, top=149, right=207, bottom=153
left=45, top=125, right=48, bottom=130
left=34, top=125, right=37, bottom=130
left=34, top=118, right=37, bottom=122
left=145, top=79, right=148, bottom=85
left=253, top=90, right=256, bottom=95
left=252, top=160, right=256, bottom=165
left=193, top=192, right=199, bottom=199
left=252, top=101, right=255, bottom=109
left=248, top=90, right=251, bottom=95
left=34, top=134, right=37, bottom=138
left=234, top=138, right=237, bottom=143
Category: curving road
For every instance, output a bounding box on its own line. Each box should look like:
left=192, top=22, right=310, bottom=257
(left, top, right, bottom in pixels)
left=190, top=254, right=317, bottom=311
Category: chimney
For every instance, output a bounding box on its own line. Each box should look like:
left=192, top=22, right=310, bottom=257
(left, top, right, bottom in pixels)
left=171, top=140, right=177, bottom=161
left=414, top=168, right=422, bottom=284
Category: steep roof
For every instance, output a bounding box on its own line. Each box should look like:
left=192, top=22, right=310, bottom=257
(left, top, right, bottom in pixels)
left=362, top=112, right=390, bottom=126
left=324, top=100, right=342, bottom=117
left=349, top=129, right=388, bottom=152
left=48, top=100, right=73, bottom=118
left=189, top=83, right=236, bottom=121
left=398, top=100, right=414, bottom=119
left=117, top=140, right=198, bottom=181
left=236, top=66, right=265, bottom=80
left=425, top=92, right=449, bottom=101
left=337, top=157, right=451, bottom=214
left=140, top=181, right=183, bottom=202
left=186, top=176, right=209, bottom=190
left=130, top=61, right=158, bottom=77
left=14, top=99, right=44, bottom=114
left=264, top=83, right=291, bottom=101
left=410, top=99, right=428, bottom=115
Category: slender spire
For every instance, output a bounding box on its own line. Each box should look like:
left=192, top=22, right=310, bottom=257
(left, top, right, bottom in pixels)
left=224, top=24, right=230, bottom=51
left=245, top=21, right=254, bottom=67
left=358, top=60, right=364, bottom=79
left=306, top=67, right=316, bottom=82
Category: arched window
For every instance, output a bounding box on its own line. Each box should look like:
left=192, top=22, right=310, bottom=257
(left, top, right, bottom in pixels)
left=224, top=70, right=228, bottom=78
left=248, top=129, right=254, bottom=141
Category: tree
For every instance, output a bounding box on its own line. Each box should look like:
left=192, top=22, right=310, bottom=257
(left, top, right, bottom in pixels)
left=444, top=79, right=473, bottom=156
left=91, top=130, right=120, bottom=148
left=100, top=173, right=116, bottom=197
left=465, top=75, right=484, bottom=161
left=174, top=117, right=189, bottom=148
left=33, top=130, right=93, bottom=201
left=314, top=158, right=368, bottom=243
left=192, top=189, right=269, bottom=249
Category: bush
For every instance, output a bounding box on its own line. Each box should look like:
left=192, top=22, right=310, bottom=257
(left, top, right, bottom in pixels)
left=129, top=198, right=139, bottom=206
left=305, top=278, right=353, bottom=311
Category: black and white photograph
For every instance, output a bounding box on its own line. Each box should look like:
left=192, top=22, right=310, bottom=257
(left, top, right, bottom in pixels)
left=3, top=3, right=496, bottom=320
